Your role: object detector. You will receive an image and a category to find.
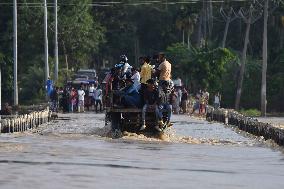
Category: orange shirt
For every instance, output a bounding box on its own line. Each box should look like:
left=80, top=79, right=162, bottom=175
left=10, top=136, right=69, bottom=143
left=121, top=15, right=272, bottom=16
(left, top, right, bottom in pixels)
left=158, top=60, right=171, bottom=81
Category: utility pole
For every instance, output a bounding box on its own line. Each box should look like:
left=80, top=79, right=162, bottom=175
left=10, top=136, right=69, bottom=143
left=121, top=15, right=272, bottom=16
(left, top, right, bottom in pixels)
left=54, top=0, right=59, bottom=82
left=13, top=0, right=18, bottom=106
left=261, top=0, right=268, bottom=116
left=0, top=68, right=1, bottom=111
left=44, top=0, right=49, bottom=83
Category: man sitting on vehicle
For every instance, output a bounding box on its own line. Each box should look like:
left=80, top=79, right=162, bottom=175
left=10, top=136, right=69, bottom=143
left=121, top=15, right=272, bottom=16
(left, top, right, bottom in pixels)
left=157, top=52, right=172, bottom=88
left=157, top=81, right=173, bottom=130
left=115, top=78, right=141, bottom=108
left=115, top=54, right=132, bottom=79
left=140, top=79, right=160, bottom=131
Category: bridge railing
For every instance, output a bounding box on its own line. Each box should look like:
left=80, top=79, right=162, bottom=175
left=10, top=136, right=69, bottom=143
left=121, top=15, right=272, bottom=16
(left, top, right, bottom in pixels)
left=0, top=107, right=52, bottom=134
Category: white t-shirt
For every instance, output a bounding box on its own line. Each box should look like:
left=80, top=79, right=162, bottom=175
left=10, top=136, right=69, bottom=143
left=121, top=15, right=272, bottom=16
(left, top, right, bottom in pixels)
left=93, top=89, right=102, bottom=100
left=131, top=72, right=141, bottom=90
left=214, top=95, right=220, bottom=104
left=89, top=86, right=95, bottom=96
left=78, top=89, right=85, bottom=101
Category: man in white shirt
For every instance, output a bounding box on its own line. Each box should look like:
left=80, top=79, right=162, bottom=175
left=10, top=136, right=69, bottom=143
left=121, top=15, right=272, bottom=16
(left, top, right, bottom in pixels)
left=214, top=92, right=221, bottom=109
left=88, top=84, right=96, bottom=108
left=77, top=86, right=85, bottom=113
left=131, top=67, right=141, bottom=90
left=93, top=86, right=103, bottom=113
left=203, top=88, right=210, bottom=113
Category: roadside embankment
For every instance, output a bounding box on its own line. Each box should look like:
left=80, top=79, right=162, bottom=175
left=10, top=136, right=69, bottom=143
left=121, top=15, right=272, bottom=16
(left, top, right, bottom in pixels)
left=206, top=107, right=284, bottom=146
left=0, top=107, right=53, bottom=133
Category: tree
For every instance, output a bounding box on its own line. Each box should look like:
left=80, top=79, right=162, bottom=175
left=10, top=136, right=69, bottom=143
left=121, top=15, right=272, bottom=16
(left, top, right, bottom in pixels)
left=166, top=43, right=235, bottom=92
left=220, top=7, right=238, bottom=48
left=235, top=4, right=262, bottom=110
left=58, top=0, right=105, bottom=71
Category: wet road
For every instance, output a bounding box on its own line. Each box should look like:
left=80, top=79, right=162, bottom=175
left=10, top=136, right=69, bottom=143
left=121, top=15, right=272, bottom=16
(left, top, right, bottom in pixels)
left=0, top=113, right=284, bottom=189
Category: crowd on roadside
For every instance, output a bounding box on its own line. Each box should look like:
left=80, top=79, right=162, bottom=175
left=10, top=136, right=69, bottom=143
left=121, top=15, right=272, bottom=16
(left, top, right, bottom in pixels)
left=46, top=78, right=103, bottom=113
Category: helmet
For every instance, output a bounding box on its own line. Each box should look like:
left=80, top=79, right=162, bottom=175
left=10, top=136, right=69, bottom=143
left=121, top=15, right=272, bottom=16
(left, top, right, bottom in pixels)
left=120, top=54, right=128, bottom=63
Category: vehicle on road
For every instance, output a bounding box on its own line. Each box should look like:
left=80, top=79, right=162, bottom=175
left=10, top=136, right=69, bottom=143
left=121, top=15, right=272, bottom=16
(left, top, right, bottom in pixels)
left=105, top=91, right=171, bottom=137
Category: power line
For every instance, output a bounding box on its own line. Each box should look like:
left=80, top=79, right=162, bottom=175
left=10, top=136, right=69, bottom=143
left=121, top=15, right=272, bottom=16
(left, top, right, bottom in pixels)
left=0, top=0, right=261, bottom=7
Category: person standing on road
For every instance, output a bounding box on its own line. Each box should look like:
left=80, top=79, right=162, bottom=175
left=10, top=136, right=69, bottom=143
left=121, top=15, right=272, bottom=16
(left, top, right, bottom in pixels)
left=170, top=89, right=179, bottom=114
left=181, top=87, right=189, bottom=114
left=70, top=87, right=77, bottom=112
left=89, top=84, right=96, bottom=109
left=77, top=86, right=85, bottom=113
left=93, top=86, right=103, bottom=113
left=214, top=92, right=221, bottom=109
left=46, top=76, right=53, bottom=99
left=203, top=88, right=210, bottom=113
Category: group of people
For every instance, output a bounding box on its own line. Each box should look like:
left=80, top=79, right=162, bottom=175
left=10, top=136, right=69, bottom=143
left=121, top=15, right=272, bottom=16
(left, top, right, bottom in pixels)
left=104, top=53, right=174, bottom=131
left=190, top=89, right=221, bottom=115
left=47, top=82, right=103, bottom=113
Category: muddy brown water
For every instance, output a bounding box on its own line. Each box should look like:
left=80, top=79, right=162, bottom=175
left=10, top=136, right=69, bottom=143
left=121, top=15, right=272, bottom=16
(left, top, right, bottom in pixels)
left=0, top=113, right=284, bottom=189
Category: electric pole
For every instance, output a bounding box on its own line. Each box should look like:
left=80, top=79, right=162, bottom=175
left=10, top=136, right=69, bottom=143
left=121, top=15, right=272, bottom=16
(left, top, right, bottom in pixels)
left=54, top=0, right=59, bottom=82
left=13, top=0, right=18, bottom=106
left=44, top=0, right=49, bottom=83
left=261, top=0, right=268, bottom=116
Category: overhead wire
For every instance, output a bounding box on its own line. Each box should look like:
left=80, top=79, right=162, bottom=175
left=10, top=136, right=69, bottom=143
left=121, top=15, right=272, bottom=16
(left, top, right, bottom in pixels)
left=0, top=0, right=264, bottom=7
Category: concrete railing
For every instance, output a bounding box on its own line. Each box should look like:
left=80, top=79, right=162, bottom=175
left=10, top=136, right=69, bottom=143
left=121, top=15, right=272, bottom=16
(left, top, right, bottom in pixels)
left=206, top=107, right=284, bottom=146
left=0, top=108, right=52, bottom=133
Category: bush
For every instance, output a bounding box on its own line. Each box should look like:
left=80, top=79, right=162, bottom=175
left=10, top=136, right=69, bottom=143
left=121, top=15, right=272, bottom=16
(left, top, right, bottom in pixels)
left=240, top=109, right=261, bottom=117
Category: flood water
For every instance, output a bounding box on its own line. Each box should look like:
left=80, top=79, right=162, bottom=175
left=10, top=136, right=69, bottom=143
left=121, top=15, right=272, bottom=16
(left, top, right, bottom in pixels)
left=0, top=113, right=284, bottom=189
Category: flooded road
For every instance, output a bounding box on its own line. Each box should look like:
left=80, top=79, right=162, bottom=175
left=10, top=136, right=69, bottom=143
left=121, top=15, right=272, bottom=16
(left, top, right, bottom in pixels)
left=0, top=113, right=284, bottom=189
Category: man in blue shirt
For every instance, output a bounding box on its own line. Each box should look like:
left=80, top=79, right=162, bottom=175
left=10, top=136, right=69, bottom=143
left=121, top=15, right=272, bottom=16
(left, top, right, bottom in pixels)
left=46, top=76, right=53, bottom=98
left=115, top=78, right=141, bottom=108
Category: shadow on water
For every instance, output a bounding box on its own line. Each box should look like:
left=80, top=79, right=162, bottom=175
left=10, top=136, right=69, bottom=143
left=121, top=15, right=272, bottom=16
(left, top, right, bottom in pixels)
left=0, top=160, right=237, bottom=174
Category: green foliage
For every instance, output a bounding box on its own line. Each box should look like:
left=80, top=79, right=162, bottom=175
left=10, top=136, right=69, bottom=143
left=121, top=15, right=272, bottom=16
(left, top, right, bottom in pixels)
left=58, top=0, right=105, bottom=69
left=19, top=65, right=45, bottom=104
left=240, top=109, right=261, bottom=117
left=166, top=43, right=236, bottom=92
left=0, top=53, right=13, bottom=104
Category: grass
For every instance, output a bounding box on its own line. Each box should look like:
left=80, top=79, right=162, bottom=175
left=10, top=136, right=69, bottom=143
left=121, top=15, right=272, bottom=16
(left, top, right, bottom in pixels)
left=240, top=109, right=261, bottom=117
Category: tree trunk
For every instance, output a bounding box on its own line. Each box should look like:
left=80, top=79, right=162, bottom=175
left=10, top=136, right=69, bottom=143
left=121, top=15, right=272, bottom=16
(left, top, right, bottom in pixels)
left=62, top=40, right=69, bottom=81
left=202, top=0, right=207, bottom=41
left=222, top=9, right=232, bottom=48
left=182, top=29, right=185, bottom=45
left=235, top=17, right=252, bottom=110
left=197, top=12, right=203, bottom=47
left=261, top=0, right=268, bottom=116
left=280, top=26, right=283, bottom=50
left=208, top=0, right=213, bottom=38
left=187, top=30, right=190, bottom=49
